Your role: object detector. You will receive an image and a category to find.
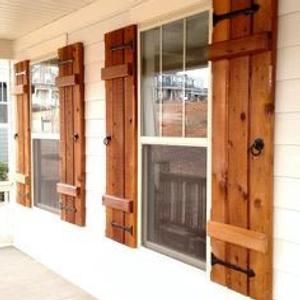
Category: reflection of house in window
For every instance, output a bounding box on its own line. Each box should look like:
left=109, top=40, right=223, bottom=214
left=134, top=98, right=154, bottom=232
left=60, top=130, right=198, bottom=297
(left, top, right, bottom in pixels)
left=0, top=81, right=8, bottom=175
left=31, top=61, right=59, bottom=133
left=154, top=73, right=208, bottom=102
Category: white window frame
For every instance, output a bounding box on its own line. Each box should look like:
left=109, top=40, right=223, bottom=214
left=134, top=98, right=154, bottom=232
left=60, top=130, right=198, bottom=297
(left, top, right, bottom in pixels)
left=137, top=6, right=213, bottom=271
left=0, top=61, right=13, bottom=204
left=30, top=59, right=60, bottom=213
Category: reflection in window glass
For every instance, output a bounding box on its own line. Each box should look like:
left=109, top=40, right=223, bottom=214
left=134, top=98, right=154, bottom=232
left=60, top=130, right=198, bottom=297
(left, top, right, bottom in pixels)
left=141, top=28, right=160, bottom=136
left=141, top=11, right=209, bottom=138
left=31, top=59, right=59, bottom=134
left=162, top=20, right=183, bottom=137
left=143, top=145, right=207, bottom=265
left=185, top=13, right=209, bottom=137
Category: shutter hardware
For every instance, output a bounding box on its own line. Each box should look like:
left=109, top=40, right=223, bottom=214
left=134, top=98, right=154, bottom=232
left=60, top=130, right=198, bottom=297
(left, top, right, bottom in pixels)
left=15, top=71, right=27, bottom=77
left=250, top=138, right=265, bottom=157
left=111, top=41, right=133, bottom=52
left=211, top=253, right=255, bottom=278
left=111, top=222, right=133, bottom=234
left=58, top=59, right=74, bottom=65
left=213, top=3, right=260, bottom=26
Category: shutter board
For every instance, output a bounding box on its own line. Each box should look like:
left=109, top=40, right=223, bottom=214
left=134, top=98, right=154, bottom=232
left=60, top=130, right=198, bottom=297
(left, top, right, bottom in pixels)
left=103, top=25, right=137, bottom=248
left=210, top=0, right=277, bottom=299
left=57, top=43, right=85, bottom=226
left=14, top=60, right=31, bottom=208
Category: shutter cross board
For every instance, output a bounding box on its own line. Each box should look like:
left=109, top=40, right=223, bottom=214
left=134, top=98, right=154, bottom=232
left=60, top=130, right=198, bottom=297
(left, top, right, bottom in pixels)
left=56, top=43, right=86, bottom=226
left=209, top=1, right=277, bottom=299
left=101, top=25, right=138, bottom=248
left=14, top=60, right=31, bottom=207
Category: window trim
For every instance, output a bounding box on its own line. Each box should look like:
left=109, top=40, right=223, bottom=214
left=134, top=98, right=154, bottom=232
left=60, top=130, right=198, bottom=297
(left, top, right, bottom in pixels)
left=137, top=7, right=213, bottom=271
left=30, top=59, right=60, bottom=214
left=0, top=62, right=13, bottom=201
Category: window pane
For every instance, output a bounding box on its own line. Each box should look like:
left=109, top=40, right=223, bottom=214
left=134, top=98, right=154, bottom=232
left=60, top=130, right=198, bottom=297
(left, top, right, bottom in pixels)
left=162, top=21, right=184, bottom=137
left=0, top=104, right=8, bottom=123
left=141, top=28, right=160, bottom=136
left=31, top=59, right=59, bottom=134
left=185, top=12, right=209, bottom=137
left=143, top=145, right=207, bottom=264
left=0, top=82, right=7, bottom=103
left=0, top=128, right=9, bottom=181
left=33, top=139, right=60, bottom=211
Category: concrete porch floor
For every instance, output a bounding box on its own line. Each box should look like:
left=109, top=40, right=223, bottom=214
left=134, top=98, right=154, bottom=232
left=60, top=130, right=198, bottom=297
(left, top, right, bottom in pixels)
left=0, top=247, right=97, bottom=300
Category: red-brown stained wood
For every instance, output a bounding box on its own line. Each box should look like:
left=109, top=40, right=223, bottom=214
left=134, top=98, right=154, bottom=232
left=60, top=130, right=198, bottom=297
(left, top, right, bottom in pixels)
left=208, top=32, right=271, bottom=61
left=57, top=43, right=85, bottom=226
left=103, top=25, right=137, bottom=247
left=208, top=221, right=268, bottom=254
left=210, top=0, right=277, bottom=298
left=12, top=84, right=29, bottom=95
left=101, top=64, right=132, bottom=80
left=211, top=0, right=231, bottom=287
left=102, top=194, right=133, bottom=213
left=14, top=60, right=31, bottom=208
left=57, top=183, right=80, bottom=197
left=249, top=1, right=278, bottom=299
left=55, top=74, right=79, bottom=87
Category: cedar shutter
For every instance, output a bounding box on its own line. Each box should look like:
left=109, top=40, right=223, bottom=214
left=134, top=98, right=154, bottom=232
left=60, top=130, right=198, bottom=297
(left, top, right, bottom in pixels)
left=101, top=25, right=137, bottom=248
left=56, top=43, right=86, bottom=226
left=14, top=60, right=31, bottom=207
left=208, top=1, right=277, bottom=299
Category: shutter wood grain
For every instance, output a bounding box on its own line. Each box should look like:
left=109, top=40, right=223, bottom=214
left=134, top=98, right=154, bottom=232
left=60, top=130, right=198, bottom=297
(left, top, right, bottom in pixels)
left=210, top=0, right=277, bottom=299
left=103, top=25, right=137, bottom=247
left=14, top=60, right=31, bottom=207
left=57, top=43, right=85, bottom=226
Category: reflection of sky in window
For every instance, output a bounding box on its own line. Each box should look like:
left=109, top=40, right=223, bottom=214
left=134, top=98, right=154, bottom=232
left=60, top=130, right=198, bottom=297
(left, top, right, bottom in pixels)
left=177, top=68, right=209, bottom=89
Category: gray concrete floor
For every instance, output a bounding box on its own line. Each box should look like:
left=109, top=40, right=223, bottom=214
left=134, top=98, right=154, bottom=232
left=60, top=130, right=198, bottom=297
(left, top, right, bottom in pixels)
left=0, top=247, right=97, bottom=300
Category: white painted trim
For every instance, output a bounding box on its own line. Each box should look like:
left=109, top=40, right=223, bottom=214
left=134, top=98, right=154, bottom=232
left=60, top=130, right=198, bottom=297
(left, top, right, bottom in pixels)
left=140, top=136, right=208, bottom=147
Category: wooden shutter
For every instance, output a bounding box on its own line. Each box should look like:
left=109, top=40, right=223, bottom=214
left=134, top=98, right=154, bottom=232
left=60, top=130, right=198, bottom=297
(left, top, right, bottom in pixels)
left=101, top=25, right=137, bottom=248
left=14, top=60, right=31, bottom=207
left=56, top=43, right=85, bottom=226
left=208, top=1, right=277, bottom=299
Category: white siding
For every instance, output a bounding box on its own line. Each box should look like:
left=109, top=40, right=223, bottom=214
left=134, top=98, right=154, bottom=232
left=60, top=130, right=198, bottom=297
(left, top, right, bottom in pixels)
left=9, top=0, right=300, bottom=300
left=273, top=3, right=300, bottom=300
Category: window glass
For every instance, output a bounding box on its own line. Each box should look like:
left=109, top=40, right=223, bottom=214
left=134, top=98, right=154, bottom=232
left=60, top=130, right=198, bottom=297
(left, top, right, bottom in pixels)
left=31, top=59, right=59, bottom=134
left=141, top=12, right=209, bottom=268
left=141, top=12, right=209, bottom=138
left=185, top=13, right=209, bottom=137
left=141, top=28, right=160, bottom=136
left=31, top=58, right=60, bottom=212
left=0, top=128, right=8, bottom=181
left=143, top=145, right=207, bottom=263
left=33, top=139, right=60, bottom=211
left=162, top=20, right=184, bottom=137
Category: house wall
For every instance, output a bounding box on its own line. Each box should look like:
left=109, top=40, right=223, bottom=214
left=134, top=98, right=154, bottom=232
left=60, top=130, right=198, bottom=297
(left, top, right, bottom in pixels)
left=0, top=40, right=13, bottom=59
left=10, top=0, right=300, bottom=299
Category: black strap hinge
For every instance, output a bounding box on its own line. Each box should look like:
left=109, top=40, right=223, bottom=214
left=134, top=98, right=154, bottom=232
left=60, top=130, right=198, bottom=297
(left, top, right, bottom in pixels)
left=211, top=253, right=255, bottom=278
left=111, top=41, right=133, bottom=52
left=213, top=3, right=260, bottom=26
left=111, top=222, right=133, bottom=234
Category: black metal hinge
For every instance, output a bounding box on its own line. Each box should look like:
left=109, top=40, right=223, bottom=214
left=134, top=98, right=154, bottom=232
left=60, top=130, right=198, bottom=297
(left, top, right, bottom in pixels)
left=111, top=222, right=133, bottom=234
left=213, top=3, right=260, bottom=26
left=211, top=253, right=255, bottom=278
left=111, top=41, right=133, bottom=52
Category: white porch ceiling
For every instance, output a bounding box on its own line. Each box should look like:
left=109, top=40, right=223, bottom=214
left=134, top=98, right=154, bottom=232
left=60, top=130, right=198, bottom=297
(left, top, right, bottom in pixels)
left=0, top=0, right=98, bottom=39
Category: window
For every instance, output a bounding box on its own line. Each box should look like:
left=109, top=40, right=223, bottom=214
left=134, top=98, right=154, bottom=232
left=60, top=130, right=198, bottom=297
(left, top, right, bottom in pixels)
left=0, top=60, right=11, bottom=203
left=31, top=59, right=60, bottom=212
left=141, top=11, right=209, bottom=268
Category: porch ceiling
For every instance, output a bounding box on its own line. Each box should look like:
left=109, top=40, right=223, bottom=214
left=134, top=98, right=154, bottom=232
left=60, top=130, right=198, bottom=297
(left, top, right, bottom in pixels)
left=0, top=0, right=98, bottom=40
